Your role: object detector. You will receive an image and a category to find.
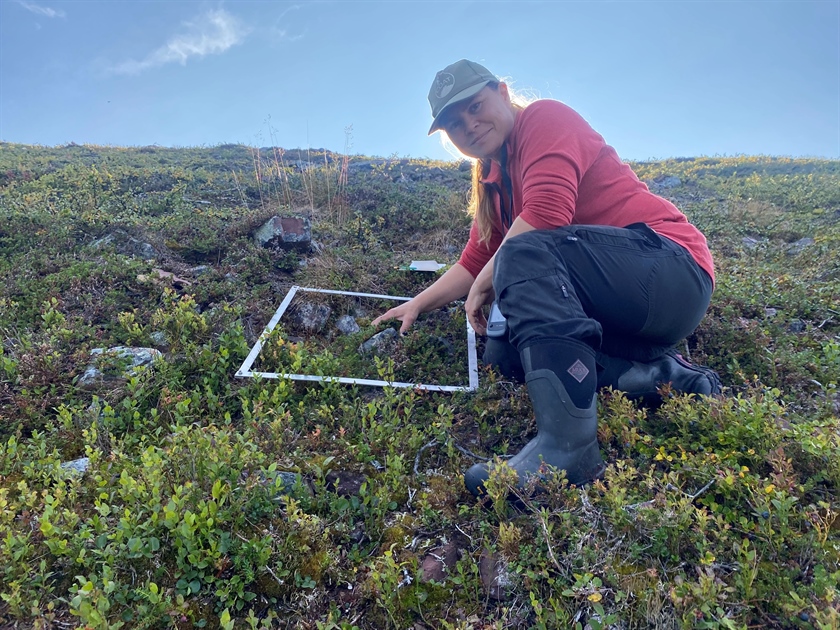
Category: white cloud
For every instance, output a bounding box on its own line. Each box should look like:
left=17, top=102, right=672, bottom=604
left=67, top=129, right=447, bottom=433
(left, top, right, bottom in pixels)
left=16, top=1, right=66, bottom=18
left=110, top=9, right=248, bottom=76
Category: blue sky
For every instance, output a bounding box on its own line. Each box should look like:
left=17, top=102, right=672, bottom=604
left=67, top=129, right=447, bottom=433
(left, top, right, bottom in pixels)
left=1, top=0, right=838, bottom=161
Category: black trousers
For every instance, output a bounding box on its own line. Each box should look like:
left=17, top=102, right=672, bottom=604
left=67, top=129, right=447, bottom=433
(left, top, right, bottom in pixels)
left=485, top=223, right=713, bottom=373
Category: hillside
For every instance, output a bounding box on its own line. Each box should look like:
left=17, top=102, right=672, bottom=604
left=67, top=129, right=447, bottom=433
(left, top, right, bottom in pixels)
left=0, top=144, right=838, bottom=629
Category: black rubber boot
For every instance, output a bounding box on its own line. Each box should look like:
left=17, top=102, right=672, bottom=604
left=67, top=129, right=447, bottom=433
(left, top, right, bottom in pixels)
left=596, top=349, right=722, bottom=405
left=482, top=336, right=524, bottom=382
left=465, top=343, right=605, bottom=497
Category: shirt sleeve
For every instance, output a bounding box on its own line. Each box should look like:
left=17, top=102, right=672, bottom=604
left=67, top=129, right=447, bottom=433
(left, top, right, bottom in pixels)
left=515, top=101, right=606, bottom=229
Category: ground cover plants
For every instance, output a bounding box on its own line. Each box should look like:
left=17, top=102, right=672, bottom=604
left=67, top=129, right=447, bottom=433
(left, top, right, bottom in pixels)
left=248, top=289, right=473, bottom=388
left=0, top=143, right=838, bottom=629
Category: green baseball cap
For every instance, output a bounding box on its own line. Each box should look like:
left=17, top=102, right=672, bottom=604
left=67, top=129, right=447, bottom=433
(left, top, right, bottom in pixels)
left=427, top=59, right=498, bottom=135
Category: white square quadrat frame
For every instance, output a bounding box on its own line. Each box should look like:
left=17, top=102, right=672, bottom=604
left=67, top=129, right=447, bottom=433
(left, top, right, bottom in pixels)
left=236, top=286, right=479, bottom=392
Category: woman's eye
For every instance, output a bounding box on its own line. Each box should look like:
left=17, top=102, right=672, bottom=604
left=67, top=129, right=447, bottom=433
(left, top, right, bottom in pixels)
left=446, top=120, right=462, bottom=132
left=469, top=101, right=481, bottom=114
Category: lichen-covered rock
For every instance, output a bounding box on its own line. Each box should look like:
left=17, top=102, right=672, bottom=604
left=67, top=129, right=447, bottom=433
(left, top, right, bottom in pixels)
left=336, top=315, right=360, bottom=335
left=358, top=328, right=398, bottom=355
left=60, top=457, right=90, bottom=476
left=419, top=541, right=460, bottom=583
left=325, top=470, right=368, bottom=497
left=479, top=549, right=513, bottom=600
left=254, top=216, right=312, bottom=251
left=289, top=302, right=331, bottom=333
left=650, top=175, right=681, bottom=189
left=90, top=229, right=160, bottom=260
left=78, top=346, right=162, bottom=386
left=787, top=237, right=815, bottom=256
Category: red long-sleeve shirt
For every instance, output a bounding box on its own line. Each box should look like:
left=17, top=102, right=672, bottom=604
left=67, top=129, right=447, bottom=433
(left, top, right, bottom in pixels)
left=457, top=99, right=715, bottom=284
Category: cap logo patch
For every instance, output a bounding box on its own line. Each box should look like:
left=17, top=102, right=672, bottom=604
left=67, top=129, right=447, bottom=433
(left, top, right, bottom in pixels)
left=434, top=73, right=455, bottom=99
left=567, top=360, right=590, bottom=383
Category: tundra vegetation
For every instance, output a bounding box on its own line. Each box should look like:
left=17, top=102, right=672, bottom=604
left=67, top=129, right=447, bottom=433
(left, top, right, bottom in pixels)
left=0, top=142, right=838, bottom=629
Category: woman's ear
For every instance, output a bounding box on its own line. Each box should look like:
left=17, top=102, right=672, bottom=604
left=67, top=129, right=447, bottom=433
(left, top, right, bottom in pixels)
left=498, top=82, right=511, bottom=103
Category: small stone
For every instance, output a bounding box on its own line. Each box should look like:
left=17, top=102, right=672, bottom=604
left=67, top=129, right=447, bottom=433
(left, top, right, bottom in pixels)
left=788, top=319, right=806, bottom=333
left=742, top=236, right=762, bottom=249
left=336, top=315, right=360, bottom=335
left=289, top=302, right=331, bottom=333
left=764, top=307, right=778, bottom=318
left=786, top=237, right=815, bottom=256
left=90, top=230, right=160, bottom=260
left=420, top=542, right=460, bottom=583
left=479, top=550, right=512, bottom=600
left=358, top=328, right=398, bottom=355
left=652, top=175, right=681, bottom=189
left=149, top=331, right=168, bottom=347
left=78, top=366, right=103, bottom=387
left=79, top=346, right=162, bottom=386
left=60, top=457, right=90, bottom=475
left=325, top=470, right=368, bottom=497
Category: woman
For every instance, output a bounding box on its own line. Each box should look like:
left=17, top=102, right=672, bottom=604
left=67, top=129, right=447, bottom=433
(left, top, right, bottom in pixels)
left=373, top=59, right=720, bottom=497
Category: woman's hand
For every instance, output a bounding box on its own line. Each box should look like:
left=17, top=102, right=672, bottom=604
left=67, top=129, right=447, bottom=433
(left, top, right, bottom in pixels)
left=465, top=218, right=537, bottom=334
left=371, top=264, right=476, bottom=335
left=371, top=300, right=421, bottom=335
left=464, top=262, right=495, bottom=335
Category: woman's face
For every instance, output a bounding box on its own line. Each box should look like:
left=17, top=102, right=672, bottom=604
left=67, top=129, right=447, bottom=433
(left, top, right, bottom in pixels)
left=439, top=83, right=516, bottom=161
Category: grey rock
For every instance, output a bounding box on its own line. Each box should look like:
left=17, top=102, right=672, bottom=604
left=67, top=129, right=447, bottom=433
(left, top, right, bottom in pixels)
left=60, top=457, right=90, bottom=476
left=420, top=542, right=460, bottom=583
left=90, top=230, right=159, bottom=260
left=309, top=240, right=324, bottom=254
left=79, top=346, right=162, bottom=386
left=190, top=265, right=210, bottom=275
left=91, top=346, right=161, bottom=368
left=290, top=160, right=317, bottom=171
left=764, top=307, right=778, bottom=318
left=788, top=319, right=807, bottom=333
left=78, top=366, right=103, bottom=387
left=254, top=216, right=312, bottom=252
left=651, top=175, right=681, bottom=189
left=277, top=471, right=302, bottom=492
left=358, top=328, right=398, bottom=355
left=289, top=302, right=331, bottom=333
left=742, top=236, right=765, bottom=249
left=337, top=315, right=360, bottom=335
left=479, top=550, right=513, bottom=600
left=149, top=331, right=168, bottom=347
left=325, top=470, right=368, bottom=497
left=787, top=237, right=815, bottom=256
left=348, top=159, right=387, bottom=173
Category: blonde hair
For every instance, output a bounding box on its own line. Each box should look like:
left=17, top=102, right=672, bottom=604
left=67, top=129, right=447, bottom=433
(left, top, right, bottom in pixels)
left=465, top=82, right=530, bottom=245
